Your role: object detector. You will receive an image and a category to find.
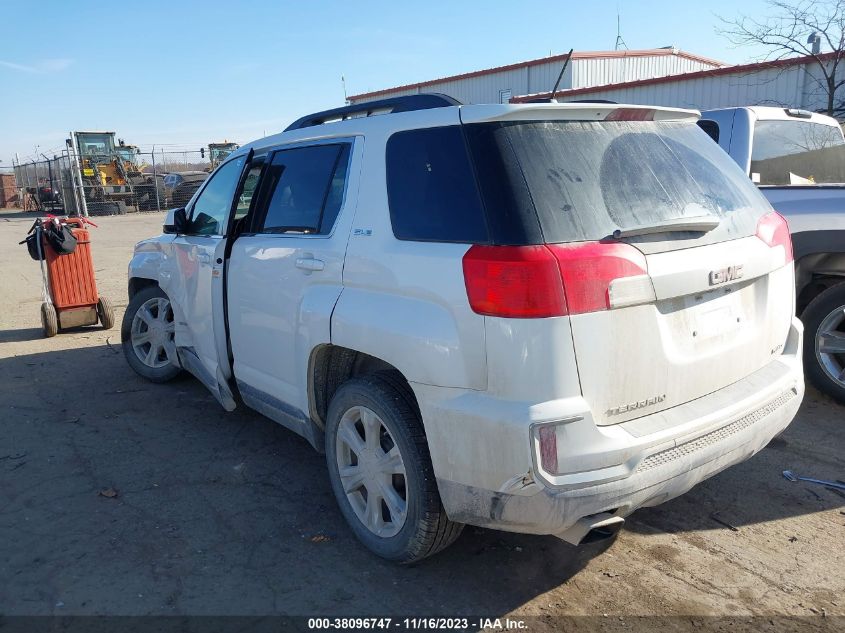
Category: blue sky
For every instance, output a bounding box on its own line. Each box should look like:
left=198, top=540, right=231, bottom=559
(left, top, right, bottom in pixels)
left=0, top=0, right=777, bottom=166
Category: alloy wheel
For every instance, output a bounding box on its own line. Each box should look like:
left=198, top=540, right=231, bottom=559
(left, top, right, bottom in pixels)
left=816, top=305, right=845, bottom=388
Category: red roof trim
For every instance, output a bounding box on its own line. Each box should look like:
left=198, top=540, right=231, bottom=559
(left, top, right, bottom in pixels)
left=511, top=52, right=837, bottom=102
left=347, top=48, right=725, bottom=102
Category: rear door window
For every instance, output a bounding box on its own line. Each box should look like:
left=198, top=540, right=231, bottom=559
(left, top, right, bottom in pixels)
left=257, top=144, right=350, bottom=234
left=386, top=126, right=489, bottom=243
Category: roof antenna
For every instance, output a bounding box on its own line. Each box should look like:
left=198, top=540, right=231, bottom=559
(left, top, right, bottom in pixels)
left=550, top=48, right=574, bottom=102
left=341, top=75, right=349, bottom=104
left=615, top=11, right=628, bottom=50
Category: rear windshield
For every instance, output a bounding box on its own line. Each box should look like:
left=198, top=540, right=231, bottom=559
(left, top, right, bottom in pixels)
left=751, top=119, right=845, bottom=185
left=465, top=120, right=772, bottom=251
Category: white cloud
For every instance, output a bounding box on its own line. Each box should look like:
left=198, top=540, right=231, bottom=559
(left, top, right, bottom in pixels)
left=0, top=58, right=73, bottom=73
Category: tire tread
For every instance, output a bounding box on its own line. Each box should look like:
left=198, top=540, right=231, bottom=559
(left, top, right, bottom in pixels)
left=369, top=371, right=464, bottom=560
left=97, top=295, right=115, bottom=330
left=41, top=302, right=58, bottom=338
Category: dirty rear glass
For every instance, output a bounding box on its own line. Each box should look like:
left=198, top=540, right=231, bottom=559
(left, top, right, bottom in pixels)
left=751, top=119, right=845, bottom=185
left=465, top=120, right=772, bottom=251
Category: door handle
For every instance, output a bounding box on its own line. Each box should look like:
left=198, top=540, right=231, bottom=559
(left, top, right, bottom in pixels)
left=295, top=257, right=325, bottom=272
left=196, top=252, right=211, bottom=265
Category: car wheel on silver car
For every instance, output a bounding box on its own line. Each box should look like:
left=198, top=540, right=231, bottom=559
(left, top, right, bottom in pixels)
left=121, top=285, right=182, bottom=383
left=802, top=282, right=845, bottom=403
left=325, top=373, right=463, bottom=562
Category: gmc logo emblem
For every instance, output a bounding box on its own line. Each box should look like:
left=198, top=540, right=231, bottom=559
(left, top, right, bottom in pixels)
left=709, top=265, right=744, bottom=286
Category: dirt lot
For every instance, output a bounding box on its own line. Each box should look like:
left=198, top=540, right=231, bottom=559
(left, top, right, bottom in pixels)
left=1, top=211, right=844, bottom=628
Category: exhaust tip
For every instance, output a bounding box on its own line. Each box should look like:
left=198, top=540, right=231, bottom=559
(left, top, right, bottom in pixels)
left=556, top=512, right=625, bottom=545
left=580, top=520, right=624, bottom=545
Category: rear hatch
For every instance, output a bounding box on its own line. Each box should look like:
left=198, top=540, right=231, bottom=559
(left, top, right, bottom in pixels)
left=463, top=107, right=795, bottom=425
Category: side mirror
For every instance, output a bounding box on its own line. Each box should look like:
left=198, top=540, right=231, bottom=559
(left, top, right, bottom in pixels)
left=163, top=207, right=188, bottom=234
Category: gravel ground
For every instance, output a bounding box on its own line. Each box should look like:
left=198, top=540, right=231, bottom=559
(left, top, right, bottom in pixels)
left=1, top=211, right=843, bottom=631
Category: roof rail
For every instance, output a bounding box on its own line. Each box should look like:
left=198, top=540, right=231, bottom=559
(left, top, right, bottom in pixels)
left=522, top=97, right=618, bottom=104
left=284, top=93, right=462, bottom=131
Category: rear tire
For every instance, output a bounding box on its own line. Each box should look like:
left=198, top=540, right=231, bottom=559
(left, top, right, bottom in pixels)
left=325, top=374, right=463, bottom=563
left=97, top=296, right=115, bottom=330
left=121, top=286, right=182, bottom=383
left=40, top=302, right=58, bottom=338
left=802, top=282, right=845, bottom=403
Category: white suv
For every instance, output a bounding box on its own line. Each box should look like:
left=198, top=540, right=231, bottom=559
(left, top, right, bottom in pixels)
left=123, top=95, right=804, bottom=562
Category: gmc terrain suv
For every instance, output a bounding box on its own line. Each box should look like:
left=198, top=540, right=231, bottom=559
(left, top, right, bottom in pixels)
left=123, top=94, right=804, bottom=562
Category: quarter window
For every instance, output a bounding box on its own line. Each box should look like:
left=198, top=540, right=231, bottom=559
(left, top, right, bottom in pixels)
left=259, top=144, right=350, bottom=234
left=187, top=157, right=245, bottom=235
left=386, top=126, right=488, bottom=243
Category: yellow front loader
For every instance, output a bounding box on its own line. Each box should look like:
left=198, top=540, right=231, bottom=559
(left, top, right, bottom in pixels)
left=71, top=131, right=158, bottom=213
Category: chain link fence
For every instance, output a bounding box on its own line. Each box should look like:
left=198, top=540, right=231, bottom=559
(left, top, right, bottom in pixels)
left=12, top=139, right=239, bottom=216
left=12, top=154, right=74, bottom=213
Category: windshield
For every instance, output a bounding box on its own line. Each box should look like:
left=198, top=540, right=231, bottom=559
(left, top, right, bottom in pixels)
left=77, top=133, right=115, bottom=158
left=465, top=120, right=771, bottom=251
left=751, top=119, right=845, bottom=185
left=116, top=148, right=137, bottom=164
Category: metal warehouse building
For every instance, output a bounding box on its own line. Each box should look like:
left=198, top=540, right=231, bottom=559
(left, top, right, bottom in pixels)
left=349, top=48, right=724, bottom=105
left=348, top=48, right=842, bottom=115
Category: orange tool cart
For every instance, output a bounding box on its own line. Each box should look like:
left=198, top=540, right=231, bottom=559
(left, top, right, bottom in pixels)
left=22, top=216, right=115, bottom=337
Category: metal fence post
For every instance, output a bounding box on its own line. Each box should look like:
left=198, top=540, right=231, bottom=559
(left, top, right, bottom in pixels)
left=62, top=150, right=79, bottom=216
left=25, top=162, right=34, bottom=210
left=68, top=131, right=89, bottom=217
left=151, top=147, right=162, bottom=211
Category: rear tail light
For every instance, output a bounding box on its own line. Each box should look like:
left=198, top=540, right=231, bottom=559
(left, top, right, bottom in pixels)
left=548, top=242, right=650, bottom=314
left=756, top=211, right=793, bottom=263
left=462, top=242, right=651, bottom=318
left=462, top=246, right=567, bottom=318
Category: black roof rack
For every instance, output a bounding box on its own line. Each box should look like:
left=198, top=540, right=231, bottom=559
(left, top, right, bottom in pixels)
left=284, top=93, right=462, bottom=131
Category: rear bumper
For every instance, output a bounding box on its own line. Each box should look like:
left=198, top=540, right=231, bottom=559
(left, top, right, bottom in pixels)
left=426, top=317, right=804, bottom=541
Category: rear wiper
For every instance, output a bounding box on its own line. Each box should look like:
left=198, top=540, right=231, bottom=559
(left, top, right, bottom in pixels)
left=612, top=215, right=720, bottom=239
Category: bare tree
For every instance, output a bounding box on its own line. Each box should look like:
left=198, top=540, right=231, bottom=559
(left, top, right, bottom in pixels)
left=719, top=0, right=845, bottom=116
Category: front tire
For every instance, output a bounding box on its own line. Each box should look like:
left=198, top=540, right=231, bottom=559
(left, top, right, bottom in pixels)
left=325, top=374, right=463, bottom=563
left=802, top=282, right=845, bottom=403
left=121, top=286, right=182, bottom=383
